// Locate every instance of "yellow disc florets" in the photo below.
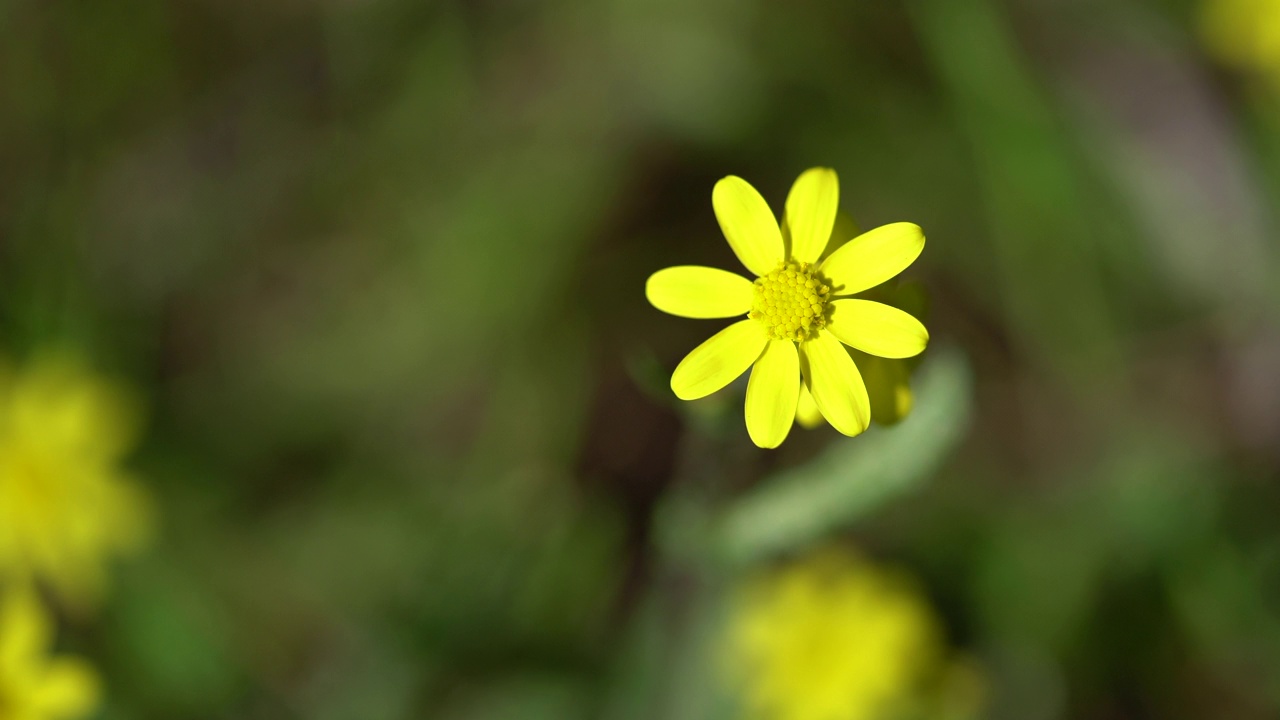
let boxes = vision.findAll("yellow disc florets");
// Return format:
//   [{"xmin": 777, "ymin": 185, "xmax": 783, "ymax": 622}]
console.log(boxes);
[{"xmin": 748, "ymin": 261, "xmax": 831, "ymax": 342}]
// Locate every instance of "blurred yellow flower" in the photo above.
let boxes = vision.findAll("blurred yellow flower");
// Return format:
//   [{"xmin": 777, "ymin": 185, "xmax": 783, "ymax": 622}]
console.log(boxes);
[
  {"xmin": 0, "ymin": 358, "xmax": 152, "ymax": 606},
  {"xmin": 646, "ymin": 169, "xmax": 928, "ymax": 448},
  {"xmin": 1201, "ymin": 0, "xmax": 1280, "ymax": 81},
  {"xmin": 0, "ymin": 587, "xmax": 100, "ymax": 720},
  {"xmin": 723, "ymin": 549, "xmax": 944, "ymax": 720}
]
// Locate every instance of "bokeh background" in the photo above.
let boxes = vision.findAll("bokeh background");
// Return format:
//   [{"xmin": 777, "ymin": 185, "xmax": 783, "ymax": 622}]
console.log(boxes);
[{"xmin": 2, "ymin": 0, "xmax": 1280, "ymax": 718}]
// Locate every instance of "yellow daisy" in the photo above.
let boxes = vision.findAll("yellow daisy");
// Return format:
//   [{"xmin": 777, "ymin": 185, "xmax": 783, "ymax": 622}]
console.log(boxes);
[
  {"xmin": 723, "ymin": 548, "xmax": 943, "ymax": 720},
  {"xmin": 0, "ymin": 587, "xmax": 100, "ymax": 720},
  {"xmin": 646, "ymin": 168, "xmax": 928, "ymax": 448},
  {"xmin": 0, "ymin": 357, "xmax": 152, "ymax": 606}
]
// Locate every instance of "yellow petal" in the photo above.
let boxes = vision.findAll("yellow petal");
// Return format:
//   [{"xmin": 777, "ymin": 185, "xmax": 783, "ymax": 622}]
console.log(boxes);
[
  {"xmin": 713, "ymin": 176, "xmax": 785, "ymax": 277},
  {"xmin": 794, "ymin": 383, "xmax": 824, "ymax": 429},
  {"xmin": 784, "ymin": 168, "xmax": 839, "ymax": 264},
  {"xmin": 645, "ymin": 266, "xmax": 755, "ymax": 319},
  {"xmin": 9, "ymin": 358, "xmax": 140, "ymax": 461},
  {"xmin": 671, "ymin": 320, "xmax": 768, "ymax": 400},
  {"xmin": 799, "ymin": 333, "xmax": 870, "ymax": 437},
  {"xmin": 819, "ymin": 222, "xmax": 924, "ymax": 296},
  {"xmin": 33, "ymin": 658, "xmax": 101, "ymax": 716},
  {"xmin": 0, "ymin": 586, "xmax": 51, "ymax": 669},
  {"xmin": 1201, "ymin": 0, "xmax": 1272, "ymax": 68},
  {"xmin": 745, "ymin": 340, "xmax": 799, "ymax": 449},
  {"xmin": 826, "ymin": 299, "xmax": 929, "ymax": 358}
]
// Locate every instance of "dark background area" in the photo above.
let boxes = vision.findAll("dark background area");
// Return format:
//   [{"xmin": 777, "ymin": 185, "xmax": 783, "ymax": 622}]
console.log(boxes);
[{"xmin": 2, "ymin": 0, "xmax": 1279, "ymax": 718}]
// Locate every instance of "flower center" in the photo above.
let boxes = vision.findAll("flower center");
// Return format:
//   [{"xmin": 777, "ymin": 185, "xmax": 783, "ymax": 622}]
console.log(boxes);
[{"xmin": 748, "ymin": 261, "xmax": 831, "ymax": 342}]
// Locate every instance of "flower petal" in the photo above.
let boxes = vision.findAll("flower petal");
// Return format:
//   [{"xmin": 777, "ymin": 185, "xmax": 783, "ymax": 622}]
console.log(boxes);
[
  {"xmin": 0, "ymin": 586, "xmax": 50, "ymax": 669},
  {"xmin": 800, "ymin": 333, "xmax": 870, "ymax": 437},
  {"xmin": 795, "ymin": 383, "xmax": 824, "ymax": 429},
  {"xmin": 713, "ymin": 176, "xmax": 785, "ymax": 277},
  {"xmin": 671, "ymin": 320, "xmax": 768, "ymax": 400},
  {"xmin": 826, "ymin": 299, "xmax": 929, "ymax": 358},
  {"xmin": 784, "ymin": 168, "xmax": 839, "ymax": 264},
  {"xmin": 645, "ymin": 266, "xmax": 755, "ymax": 319},
  {"xmin": 819, "ymin": 222, "xmax": 925, "ymax": 296},
  {"xmin": 33, "ymin": 658, "xmax": 100, "ymax": 716},
  {"xmin": 745, "ymin": 339, "xmax": 799, "ymax": 448}
]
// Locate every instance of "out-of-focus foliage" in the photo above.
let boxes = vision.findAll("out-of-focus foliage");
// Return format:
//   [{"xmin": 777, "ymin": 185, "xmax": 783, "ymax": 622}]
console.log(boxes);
[{"xmin": 1, "ymin": 0, "xmax": 1280, "ymax": 718}]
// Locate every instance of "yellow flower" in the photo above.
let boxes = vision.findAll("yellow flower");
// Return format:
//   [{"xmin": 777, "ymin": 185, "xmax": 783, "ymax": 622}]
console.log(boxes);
[
  {"xmin": 0, "ymin": 357, "xmax": 152, "ymax": 605},
  {"xmin": 723, "ymin": 549, "xmax": 943, "ymax": 720},
  {"xmin": 646, "ymin": 168, "xmax": 928, "ymax": 448},
  {"xmin": 1201, "ymin": 0, "xmax": 1280, "ymax": 81},
  {"xmin": 0, "ymin": 587, "xmax": 100, "ymax": 720}
]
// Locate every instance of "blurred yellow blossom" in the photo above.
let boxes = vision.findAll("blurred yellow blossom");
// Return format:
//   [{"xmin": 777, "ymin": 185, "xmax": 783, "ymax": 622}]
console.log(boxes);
[
  {"xmin": 1201, "ymin": 0, "xmax": 1280, "ymax": 81},
  {"xmin": 0, "ymin": 357, "xmax": 152, "ymax": 606},
  {"xmin": 646, "ymin": 169, "xmax": 929, "ymax": 448},
  {"xmin": 0, "ymin": 587, "xmax": 100, "ymax": 720},
  {"xmin": 723, "ymin": 549, "xmax": 963, "ymax": 720}
]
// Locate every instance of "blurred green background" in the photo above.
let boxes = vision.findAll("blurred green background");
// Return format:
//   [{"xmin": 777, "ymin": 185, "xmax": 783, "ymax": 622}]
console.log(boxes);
[{"xmin": 2, "ymin": 0, "xmax": 1280, "ymax": 718}]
